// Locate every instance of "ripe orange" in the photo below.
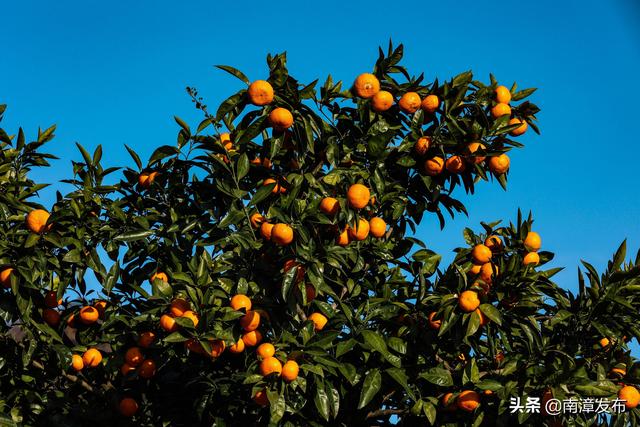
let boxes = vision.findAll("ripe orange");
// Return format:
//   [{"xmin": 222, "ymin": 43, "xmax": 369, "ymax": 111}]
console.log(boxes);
[
  {"xmin": 442, "ymin": 392, "xmax": 456, "ymax": 411},
  {"xmin": 424, "ymin": 157, "xmax": 444, "ymax": 176},
  {"xmin": 468, "ymin": 264, "xmax": 482, "ymax": 275},
  {"xmin": 242, "ymin": 330, "xmax": 263, "ymax": 347},
  {"xmin": 240, "ymin": 310, "xmax": 261, "ymax": 332},
  {"xmin": 347, "ymin": 184, "xmax": 370, "ymax": 209},
  {"xmin": 44, "ymin": 291, "xmax": 61, "ymax": 308},
  {"xmin": 260, "ymin": 356, "xmax": 283, "ymax": 376},
  {"xmin": 150, "ymin": 271, "xmax": 168, "ymax": 283},
  {"xmin": 263, "ymin": 177, "xmax": 285, "ymax": 194},
  {"xmin": 219, "ymin": 133, "xmax": 233, "ymax": 150},
  {"xmin": 523, "ymin": 252, "xmax": 540, "ymax": 266},
  {"xmin": 184, "ymin": 339, "xmax": 205, "ymax": 354},
  {"xmin": 488, "ymin": 154, "xmax": 510, "ymax": 174},
  {"xmin": 251, "ymin": 157, "xmax": 272, "ymax": 168},
  {"xmin": 170, "ymin": 298, "xmax": 190, "ymax": 317},
  {"xmin": 181, "ymin": 310, "xmax": 199, "ymax": 328},
  {"xmin": 353, "ymin": 73, "xmax": 380, "ymax": 98},
  {"xmin": 421, "ymin": 95, "xmax": 440, "ymax": 113},
  {"xmin": 120, "ymin": 363, "xmax": 136, "ymax": 375},
  {"xmin": 619, "ymin": 385, "xmax": 640, "ymax": 409},
  {"xmin": 369, "ymin": 217, "xmax": 386, "ymax": 238},
  {"xmin": 490, "ymin": 103, "xmax": 511, "ymax": 118},
  {"xmin": 125, "ymin": 347, "xmax": 144, "ymax": 367},
  {"xmin": 119, "ymin": 397, "xmax": 139, "ymax": 417},
  {"xmin": 271, "ymin": 223, "xmax": 294, "ymax": 246},
  {"xmin": 524, "ymin": 232, "xmax": 542, "ymax": 252},
  {"xmin": 138, "ymin": 171, "xmax": 159, "ymax": 188},
  {"xmin": 257, "ymin": 343, "xmax": 276, "ymax": 359},
  {"xmin": 308, "ymin": 312, "xmax": 328, "ymax": 331},
  {"xmin": 495, "ymin": 85, "xmax": 512, "ymax": 104},
  {"xmin": 82, "ymin": 348, "xmax": 102, "ymax": 368},
  {"xmin": 371, "ymin": 90, "xmax": 394, "ymax": 112},
  {"xmin": 79, "ymin": 306, "xmax": 99, "ymax": 325},
  {"xmin": 281, "ymin": 360, "xmax": 299, "ymax": 382},
  {"xmin": 138, "ymin": 359, "xmax": 156, "ymax": 379},
  {"xmin": 250, "ymin": 213, "xmax": 265, "ymax": 229},
  {"xmin": 94, "ymin": 300, "xmax": 107, "ymax": 318},
  {"xmin": 466, "ymin": 142, "xmax": 486, "ymax": 164},
  {"xmin": 268, "ymin": 107, "xmax": 294, "ymax": 130},
  {"xmin": 599, "ymin": 337, "xmax": 611, "ymax": 348},
  {"xmin": 248, "ymin": 80, "xmax": 274, "ymax": 106},
  {"xmin": 508, "ymin": 118, "xmax": 528, "ymax": 136},
  {"xmin": 475, "ymin": 308, "xmax": 488, "ymax": 326},
  {"xmin": 445, "ymin": 156, "xmax": 465, "ymax": 173},
  {"xmin": 471, "ymin": 244, "xmax": 492, "ymax": 264},
  {"xmin": 609, "ymin": 367, "xmax": 626, "ymax": 377},
  {"xmin": 209, "ymin": 339, "xmax": 226, "ymax": 357},
  {"xmin": 428, "ymin": 312, "xmax": 442, "ymax": 330},
  {"xmin": 457, "ymin": 390, "xmax": 480, "ymax": 411},
  {"xmin": 26, "ymin": 209, "xmax": 50, "ymax": 233},
  {"xmin": 283, "ymin": 259, "xmax": 305, "ymax": 283},
  {"xmin": 231, "ymin": 294, "xmax": 252, "ymax": 312},
  {"xmin": 229, "ymin": 338, "xmax": 246, "ymax": 354},
  {"xmin": 480, "ymin": 263, "xmax": 498, "ymax": 284},
  {"xmin": 159, "ymin": 314, "xmax": 177, "ymax": 332},
  {"xmin": 336, "ymin": 227, "xmax": 350, "ymax": 246},
  {"xmin": 414, "ymin": 137, "xmax": 431, "ymax": 156},
  {"xmin": 260, "ymin": 222, "xmax": 274, "ymax": 240},
  {"xmin": 319, "ymin": 197, "xmax": 340, "ymax": 216},
  {"xmin": 398, "ymin": 92, "xmax": 421, "ymax": 114},
  {"xmin": 348, "ymin": 218, "xmax": 370, "ymax": 241},
  {"xmin": 484, "ymin": 235, "xmax": 503, "ymax": 251},
  {"xmin": 0, "ymin": 267, "xmax": 14, "ymax": 288},
  {"xmin": 253, "ymin": 389, "xmax": 269, "ymax": 406},
  {"xmin": 458, "ymin": 290, "xmax": 480, "ymax": 312},
  {"xmin": 71, "ymin": 354, "xmax": 84, "ymax": 371}
]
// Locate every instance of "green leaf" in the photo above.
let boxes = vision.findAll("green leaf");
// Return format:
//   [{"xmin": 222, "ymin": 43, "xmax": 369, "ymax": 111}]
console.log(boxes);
[
  {"xmin": 386, "ymin": 367, "xmax": 415, "ymax": 400},
  {"xmin": 314, "ymin": 380, "xmax": 331, "ymax": 421},
  {"xmin": 114, "ymin": 230, "xmax": 153, "ymax": 242},
  {"xmin": 358, "ymin": 369, "xmax": 382, "ymax": 409},
  {"xmin": 419, "ymin": 367, "xmax": 453, "ymax": 386},
  {"xmin": 361, "ymin": 330, "xmax": 388, "ymax": 355},
  {"xmin": 479, "ymin": 303, "xmax": 502, "ymax": 325},
  {"xmin": 215, "ymin": 65, "xmax": 250, "ymax": 85}
]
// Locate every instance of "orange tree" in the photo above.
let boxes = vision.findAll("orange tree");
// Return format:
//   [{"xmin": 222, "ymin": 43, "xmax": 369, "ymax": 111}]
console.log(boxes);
[{"xmin": 1, "ymin": 43, "xmax": 640, "ymax": 426}]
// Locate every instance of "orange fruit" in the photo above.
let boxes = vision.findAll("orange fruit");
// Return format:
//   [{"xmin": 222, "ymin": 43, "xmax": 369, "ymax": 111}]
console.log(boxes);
[
  {"xmin": 619, "ymin": 385, "xmax": 640, "ymax": 409},
  {"xmin": 488, "ymin": 154, "xmax": 510, "ymax": 174},
  {"xmin": 125, "ymin": 347, "xmax": 144, "ymax": 367},
  {"xmin": 251, "ymin": 157, "xmax": 272, "ymax": 168},
  {"xmin": 26, "ymin": 209, "xmax": 50, "ymax": 233},
  {"xmin": 524, "ymin": 232, "xmax": 541, "ymax": 252},
  {"xmin": 508, "ymin": 118, "xmax": 528, "ymax": 136},
  {"xmin": 490, "ymin": 103, "xmax": 511, "ymax": 118},
  {"xmin": 495, "ymin": 85, "xmax": 511, "ymax": 104},
  {"xmin": 185, "ymin": 339, "xmax": 205, "ymax": 355},
  {"xmin": 308, "ymin": 312, "xmax": 328, "ymax": 331},
  {"xmin": 458, "ymin": 290, "xmax": 480, "ymax": 312},
  {"xmin": 369, "ymin": 217, "xmax": 386, "ymax": 238},
  {"xmin": 445, "ymin": 156, "xmax": 465, "ymax": 173},
  {"xmin": 138, "ymin": 359, "xmax": 156, "ymax": 379},
  {"xmin": 336, "ymin": 227, "xmax": 350, "ymax": 246},
  {"xmin": 150, "ymin": 271, "xmax": 168, "ymax": 283},
  {"xmin": 82, "ymin": 348, "xmax": 102, "ymax": 368},
  {"xmin": 0, "ymin": 267, "xmax": 14, "ymax": 288},
  {"xmin": 471, "ymin": 244, "xmax": 492, "ymax": 264},
  {"xmin": 347, "ymin": 184, "xmax": 370, "ymax": 209},
  {"xmin": 348, "ymin": 218, "xmax": 370, "ymax": 241},
  {"xmin": 424, "ymin": 157, "xmax": 444, "ymax": 176},
  {"xmin": 242, "ymin": 330, "xmax": 263, "ymax": 347},
  {"xmin": 319, "ymin": 197, "xmax": 340, "ymax": 216},
  {"xmin": 480, "ymin": 263, "xmax": 498, "ymax": 284},
  {"xmin": 250, "ymin": 213, "xmax": 265, "ymax": 229},
  {"xmin": 304, "ymin": 283, "xmax": 316, "ymax": 303},
  {"xmin": 457, "ymin": 390, "xmax": 480, "ymax": 411},
  {"xmin": 138, "ymin": 331, "xmax": 156, "ymax": 348},
  {"xmin": 248, "ymin": 80, "xmax": 274, "ymax": 106},
  {"xmin": 120, "ymin": 363, "xmax": 135, "ymax": 375},
  {"xmin": 159, "ymin": 314, "xmax": 177, "ymax": 332},
  {"xmin": 209, "ymin": 339, "xmax": 226, "ymax": 357},
  {"xmin": 71, "ymin": 354, "xmax": 84, "ymax": 371},
  {"xmin": 44, "ymin": 291, "xmax": 62, "ymax": 308},
  {"xmin": 484, "ymin": 235, "xmax": 503, "ymax": 251},
  {"xmin": 219, "ymin": 133, "xmax": 233, "ymax": 150},
  {"xmin": 240, "ymin": 310, "xmax": 260, "ymax": 331},
  {"xmin": 523, "ymin": 252, "xmax": 540, "ymax": 266},
  {"xmin": 138, "ymin": 171, "xmax": 159, "ymax": 188},
  {"xmin": 428, "ymin": 312, "xmax": 442, "ymax": 330},
  {"xmin": 599, "ymin": 337, "xmax": 611, "ymax": 348},
  {"xmin": 268, "ymin": 107, "xmax": 294, "ymax": 130},
  {"xmin": 260, "ymin": 222, "xmax": 274, "ymax": 240},
  {"xmin": 371, "ymin": 90, "xmax": 394, "ymax": 112},
  {"xmin": 229, "ymin": 338, "xmax": 246, "ymax": 354},
  {"xmin": 260, "ymin": 356, "xmax": 282, "ymax": 376},
  {"xmin": 271, "ymin": 223, "xmax": 294, "ymax": 246},
  {"xmin": 79, "ymin": 306, "xmax": 99, "ymax": 325},
  {"xmin": 94, "ymin": 300, "xmax": 107, "ymax": 318},
  {"xmin": 119, "ymin": 397, "xmax": 139, "ymax": 417},
  {"xmin": 398, "ymin": 92, "xmax": 421, "ymax": 114},
  {"xmin": 170, "ymin": 298, "xmax": 190, "ymax": 317},
  {"xmin": 468, "ymin": 264, "xmax": 482, "ymax": 275},
  {"xmin": 181, "ymin": 310, "xmax": 199, "ymax": 328},
  {"xmin": 475, "ymin": 308, "xmax": 489, "ymax": 326},
  {"xmin": 466, "ymin": 142, "xmax": 486, "ymax": 164},
  {"xmin": 353, "ymin": 73, "xmax": 380, "ymax": 98},
  {"xmin": 609, "ymin": 367, "xmax": 627, "ymax": 377},
  {"xmin": 414, "ymin": 137, "xmax": 431, "ymax": 156},
  {"xmin": 483, "ymin": 389, "xmax": 494, "ymax": 396},
  {"xmin": 283, "ymin": 259, "xmax": 305, "ymax": 283},
  {"xmin": 442, "ymin": 392, "xmax": 456, "ymax": 411},
  {"xmin": 263, "ymin": 178, "xmax": 284, "ymax": 194},
  {"xmin": 231, "ymin": 294, "xmax": 252, "ymax": 312},
  {"xmin": 257, "ymin": 343, "xmax": 276, "ymax": 359},
  {"xmin": 281, "ymin": 360, "xmax": 299, "ymax": 382},
  {"xmin": 253, "ymin": 389, "xmax": 269, "ymax": 406},
  {"xmin": 421, "ymin": 95, "xmax": 440, "ymax": 113}
]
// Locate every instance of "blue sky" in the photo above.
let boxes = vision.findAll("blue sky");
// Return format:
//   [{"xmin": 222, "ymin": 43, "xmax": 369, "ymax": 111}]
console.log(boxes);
[{"xmin": 2, "ymin": 1, "xmax": 639, "ymax": 298}]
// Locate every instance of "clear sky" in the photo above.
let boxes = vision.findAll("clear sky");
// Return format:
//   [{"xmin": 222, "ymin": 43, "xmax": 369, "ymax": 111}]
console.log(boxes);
[{"xmin": 2, "ymin": 1, "xmax": 639, "ymax": 299}]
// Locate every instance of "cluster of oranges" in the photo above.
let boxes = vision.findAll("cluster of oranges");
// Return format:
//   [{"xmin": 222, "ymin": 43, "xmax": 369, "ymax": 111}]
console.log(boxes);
[
  {"xmin": 441, "ymin": 390, "xmax": 483, "ymax": 412},
  {"xmin": 352, "ymin": 73, "xmax": 441, "ymax": 115},
  {"xmin": 159, "ymin": 293, "xmax": 200, "ymax": 333},
  {"xmin": 252, "ymin": 212, "xmax": 295, "ymax": 247}
]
